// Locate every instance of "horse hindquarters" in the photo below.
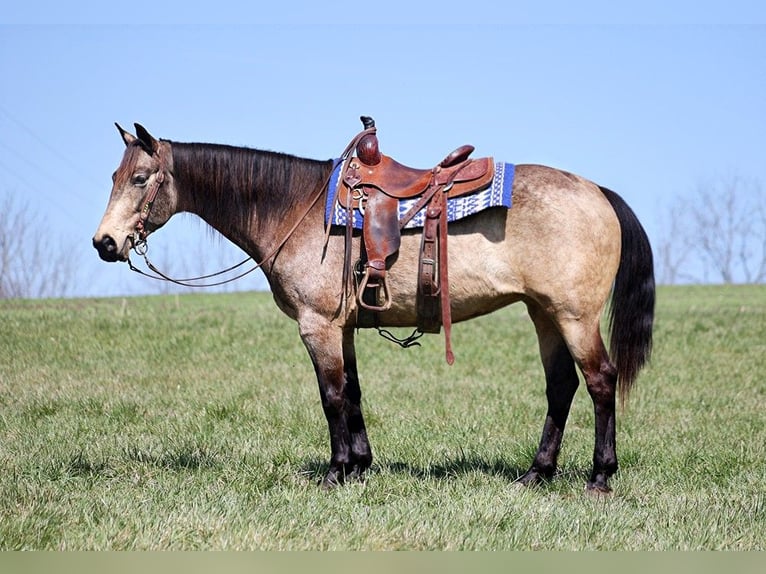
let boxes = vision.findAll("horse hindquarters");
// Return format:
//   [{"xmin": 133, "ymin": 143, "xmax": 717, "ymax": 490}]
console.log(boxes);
[
  {"xmin": 523, "ymin": 185, "xmax": 653, "ymax": 493},
  {"xmin": 505, "ymin": 169, "xmax": 630, "ymax": 492}
]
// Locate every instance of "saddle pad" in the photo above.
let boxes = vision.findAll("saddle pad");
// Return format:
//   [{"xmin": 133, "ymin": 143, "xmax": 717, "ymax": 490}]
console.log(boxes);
[{"xmin": 325, "ymin": 159, "xmax": 515, "ymax": 230}]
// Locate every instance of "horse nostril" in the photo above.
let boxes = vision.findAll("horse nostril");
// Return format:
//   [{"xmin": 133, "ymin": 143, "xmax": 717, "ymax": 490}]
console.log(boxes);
[
  {"xmin": 93, "ymin": 234, "xmax": 119, "ymax": 261},
  {"xmin": 94, "ymin": 235, "xmax": 116, "ymax": 252}
]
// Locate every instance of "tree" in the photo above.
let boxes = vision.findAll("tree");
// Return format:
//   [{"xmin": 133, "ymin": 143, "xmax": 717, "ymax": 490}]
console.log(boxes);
[
  {"xmin": 657, "ymin": 177, "xmax": 766, "ymax": 284},
  {"xmin": 0, "ymin": 193, "xmax": 75, "ymax": 298},
  {"xmin": 655, "ymin": 198, "xmax": 696, "ymax": 285}
]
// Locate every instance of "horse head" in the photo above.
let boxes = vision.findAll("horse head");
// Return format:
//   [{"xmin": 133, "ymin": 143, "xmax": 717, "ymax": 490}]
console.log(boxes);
[{"xmin": 92, "ymin": 123, "xmax": 177, "ymax": 262}]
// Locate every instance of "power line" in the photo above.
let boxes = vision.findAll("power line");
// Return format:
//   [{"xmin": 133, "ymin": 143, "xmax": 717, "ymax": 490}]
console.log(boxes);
[
  {"xmin": 0, "ymin": 157, "xmax": 82, "ymax": 223},
  {"xmin": 0, "ymin": 139, "xmax": 92, "ymax": 202},
  {"xmin": 0, "ymin": 104, "xmax": 100, "ymax": 183},
  {"xmin": 0, "ymin": 104, "xmax": 107, "ymax": 216}
]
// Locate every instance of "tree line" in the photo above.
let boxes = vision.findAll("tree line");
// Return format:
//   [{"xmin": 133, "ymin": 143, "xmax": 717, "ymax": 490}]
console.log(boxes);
[
  {"xmin": 655, "ymin": 176, "xmax": 765, "ymax": 284},
  {"xmin": 0, "ymin": 194, "xmax": 75, "ymax": 298}
]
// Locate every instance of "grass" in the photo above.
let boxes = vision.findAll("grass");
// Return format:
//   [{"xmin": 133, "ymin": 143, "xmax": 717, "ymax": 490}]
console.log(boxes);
[{"xmin": 0, "ymin": 285, "xmax": 764, "ymax": 550}]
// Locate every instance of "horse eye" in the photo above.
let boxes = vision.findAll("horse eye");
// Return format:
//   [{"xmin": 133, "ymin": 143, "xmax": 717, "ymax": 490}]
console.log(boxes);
[{"xmin": 132, "ymin": 174, "xmax": 148, "ymax": 186}]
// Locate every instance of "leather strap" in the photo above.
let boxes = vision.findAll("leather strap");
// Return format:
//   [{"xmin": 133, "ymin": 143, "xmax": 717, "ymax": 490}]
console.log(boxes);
[
  {"xmin": 135, "ymin": 152, "xmax": 167, "ymax": 241},
  {"xmin": 418, "ymin": 199, "xmax": 441, "ymax": 333},
  {"xmin": 436, "ymin": 190, "xmax": 454, "ymax": 365},
  {"xmin": 416, "ymin": 187, "xmax": 454, "ymax": 364}
]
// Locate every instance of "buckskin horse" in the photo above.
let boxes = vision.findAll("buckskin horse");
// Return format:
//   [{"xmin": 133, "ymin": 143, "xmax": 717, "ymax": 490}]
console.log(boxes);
[{"xmin": 93, "ymin": 121, "xmax": 655, "ymax": 493}]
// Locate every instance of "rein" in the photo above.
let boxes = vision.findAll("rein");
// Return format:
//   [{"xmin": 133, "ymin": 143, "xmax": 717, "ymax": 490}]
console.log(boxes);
[
  {"xmin": 128, "ymin": 244, "xmax": 261, "ymax": 288},
  {"xmin": 127, "ymin": 141, "xmax": 340, "ymax": 288}
]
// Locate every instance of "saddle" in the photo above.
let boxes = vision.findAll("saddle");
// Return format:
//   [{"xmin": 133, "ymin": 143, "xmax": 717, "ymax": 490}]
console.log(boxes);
[{"xmin": 334, "ymin": 116, "xmax": 494, "ymax": 364}]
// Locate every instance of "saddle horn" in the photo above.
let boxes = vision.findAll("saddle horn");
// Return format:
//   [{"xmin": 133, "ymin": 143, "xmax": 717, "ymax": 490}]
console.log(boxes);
[{"xmin": 357, "ymin": 116, "xmax": 380, "ymax": 166}]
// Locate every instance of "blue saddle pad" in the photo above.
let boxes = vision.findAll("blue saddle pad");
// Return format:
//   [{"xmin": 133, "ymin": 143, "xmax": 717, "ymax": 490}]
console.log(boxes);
[{"xmin": 325, "ymin": 159, "xmax": 515, "ymax": 230}]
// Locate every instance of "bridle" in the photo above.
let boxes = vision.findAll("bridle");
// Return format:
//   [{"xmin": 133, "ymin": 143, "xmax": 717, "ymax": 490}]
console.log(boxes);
[
  {"xmin": 126, "ymin": 138, "xmax": 345, "ymax": 288},
  {"xmin": 133, "ymin": 145, "xmax": 167, "ymax": 244},
  {"xmin": 126, "ymin": 142, "xmax": 247, "ymax": 288}
]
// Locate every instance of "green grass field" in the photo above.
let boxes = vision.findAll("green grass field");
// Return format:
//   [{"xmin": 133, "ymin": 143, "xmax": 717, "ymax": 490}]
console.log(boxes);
[{"xmin": 0, "ymin": 285, "xmax": 764, "ymax": 550}]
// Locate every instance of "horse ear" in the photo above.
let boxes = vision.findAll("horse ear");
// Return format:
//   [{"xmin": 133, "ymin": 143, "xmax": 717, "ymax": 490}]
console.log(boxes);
[
  {"xmin": 115, "ymin": 123, "xmax": 137, "ymax": 147},
  {"xmin": 134, "ymin": 123, "xmax": 160, "ymax": 154}
]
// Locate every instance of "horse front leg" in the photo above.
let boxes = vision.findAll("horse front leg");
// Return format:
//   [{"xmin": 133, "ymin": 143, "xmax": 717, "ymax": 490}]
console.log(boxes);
[
  {"xmin": 300, "ymin": 319, "xmax": 372, "ymax": 488},
  {"xmin": 341, "ymin": 327, "xmax": 373, "ymax": 480}
]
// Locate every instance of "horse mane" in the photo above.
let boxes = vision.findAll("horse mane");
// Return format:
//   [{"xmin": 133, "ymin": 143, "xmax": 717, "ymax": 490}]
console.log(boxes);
[{"xmin": 169, "ymin": 141, "xmax": 332, "ymax": 233}]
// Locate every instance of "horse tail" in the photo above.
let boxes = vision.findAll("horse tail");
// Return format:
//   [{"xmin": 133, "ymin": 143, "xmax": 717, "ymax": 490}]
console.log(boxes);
[{"xmin": 600, "ymin": 186, "xmax": 656, "ymax": 406}]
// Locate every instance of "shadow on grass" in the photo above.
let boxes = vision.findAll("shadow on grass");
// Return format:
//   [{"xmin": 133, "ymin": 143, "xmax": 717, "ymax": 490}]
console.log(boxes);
[
  {"xmin": 45, "ymin": 446, "xmax": 221, "ymax": 481},
  {"xmin": 384, "ymin": 456, "xmax": 529, "ymax": 482},
  {"xmin": 51, "ymin": 447, "xmax": 590, "ymax": 490},
  {"xmin": 298, "ymin": 454, "xmax": 562, "ymax": 486},
  {"xmin": 123, "ymin": 445, "xmax": 219, "ymax": 471}
]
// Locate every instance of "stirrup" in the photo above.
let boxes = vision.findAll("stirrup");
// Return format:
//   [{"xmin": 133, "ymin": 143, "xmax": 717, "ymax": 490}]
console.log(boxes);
[{"xmin": 357, "ymin": 272, "xmax": 392, "ymax": 312}]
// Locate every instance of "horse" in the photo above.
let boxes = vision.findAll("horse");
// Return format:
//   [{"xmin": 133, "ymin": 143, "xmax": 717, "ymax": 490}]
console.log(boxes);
[{"xmin": 93, "ymin": 122, "xmax": 655, "ymax": 493}]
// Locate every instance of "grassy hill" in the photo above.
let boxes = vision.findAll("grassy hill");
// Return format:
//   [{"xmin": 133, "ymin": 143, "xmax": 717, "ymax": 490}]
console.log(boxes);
[{"xmin": 0, "ymin": 285, "xmax": 764, "ymax": 549}]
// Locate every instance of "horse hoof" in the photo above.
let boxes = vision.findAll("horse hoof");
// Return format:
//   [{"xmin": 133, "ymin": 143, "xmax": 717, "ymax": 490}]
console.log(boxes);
[
  {"xmin": 320, "ymin": 469, "xmax": 343, "ymax": 490},
  {"xmin": 320, "ymin": 465, "xmax": 367, "ymax": 489},
  {"xmin": 514, "ymin": 469, "xmax": 550, "ymax": 488},
  {"xmin": 345, "ymin": 465, "xmax": 365, "ymax": 482},
  {"xmin": 585, "ymin": 482, "xmax": 613, "ymax": 496}
]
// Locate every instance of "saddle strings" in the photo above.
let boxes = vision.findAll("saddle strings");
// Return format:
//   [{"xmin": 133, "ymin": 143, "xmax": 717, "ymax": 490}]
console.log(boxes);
[{"xmin": 375, "ymin": 327, "xmax": 424, "ymax": 349}]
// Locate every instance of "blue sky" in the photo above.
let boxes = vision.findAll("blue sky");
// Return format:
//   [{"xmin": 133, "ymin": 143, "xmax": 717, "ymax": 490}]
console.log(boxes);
[{"xmin": 2, "ymin": 1, "xmax": 765, "ymax": 296}]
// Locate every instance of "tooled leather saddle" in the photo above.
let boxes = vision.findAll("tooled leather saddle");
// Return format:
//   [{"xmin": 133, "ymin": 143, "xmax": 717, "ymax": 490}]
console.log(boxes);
[{"xmin": 331, "ymin": 116, "xmax": 494, "ymax": 364}]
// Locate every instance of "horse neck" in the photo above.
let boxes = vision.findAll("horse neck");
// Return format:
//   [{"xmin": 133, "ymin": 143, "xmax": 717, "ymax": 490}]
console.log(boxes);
[{"xmin": 169, "ymin": 141, "xmax": 331, "ymax": 257}]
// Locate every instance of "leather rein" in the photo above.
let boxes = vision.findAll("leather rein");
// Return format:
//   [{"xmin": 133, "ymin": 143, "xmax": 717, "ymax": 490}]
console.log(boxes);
[{"xmin": 127, "ymin": 139, "xmax": 345, "ymax": 288}]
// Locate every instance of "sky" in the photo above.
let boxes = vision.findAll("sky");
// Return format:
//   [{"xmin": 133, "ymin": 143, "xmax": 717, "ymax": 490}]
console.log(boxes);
[{"xmin": 1, "ymin": 1, "xmax": 765, "ymax": 297}]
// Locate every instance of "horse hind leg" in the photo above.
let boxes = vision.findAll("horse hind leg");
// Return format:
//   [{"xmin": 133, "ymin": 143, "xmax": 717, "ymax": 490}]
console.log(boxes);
[
  {"xmin": 558, "ymin": 317, "xmax": 619, "ymax": 493},
  {"xmin": 517, "ymin": 302, "xmax": 580, "ymax": 486}
]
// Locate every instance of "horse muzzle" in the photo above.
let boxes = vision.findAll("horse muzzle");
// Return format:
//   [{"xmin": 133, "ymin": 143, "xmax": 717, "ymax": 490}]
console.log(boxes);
[{"xmin": 92, "ymin": 233, "xmax": 128, "ymax": 262}]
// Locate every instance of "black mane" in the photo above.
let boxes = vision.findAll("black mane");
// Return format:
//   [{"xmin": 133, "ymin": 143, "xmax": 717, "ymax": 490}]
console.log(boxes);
[{"xmin": 170, "ymin": 141, "xmax": 333, "ymax": 233}]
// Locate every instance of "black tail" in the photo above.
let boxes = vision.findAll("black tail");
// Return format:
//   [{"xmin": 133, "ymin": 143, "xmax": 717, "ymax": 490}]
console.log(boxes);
[{"xmin": 600, "ymin": 186, "xmax": 655, "ymax": 406}]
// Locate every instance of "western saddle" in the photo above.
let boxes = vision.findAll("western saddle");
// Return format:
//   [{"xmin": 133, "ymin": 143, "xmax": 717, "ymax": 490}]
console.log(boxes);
[{"xmin": 331, "ymin": 116, "xmax": 494, "ymax": 364}]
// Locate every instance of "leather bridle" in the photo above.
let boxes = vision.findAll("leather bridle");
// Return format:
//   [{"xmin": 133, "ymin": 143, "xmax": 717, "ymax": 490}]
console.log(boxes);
[
  {"xmin": 133, "ymin": 147, "xmax": 167, "ymax": 244},
  {"xmin": 126, "ymin": 139, "xmax": 337, "ymax": 288}
]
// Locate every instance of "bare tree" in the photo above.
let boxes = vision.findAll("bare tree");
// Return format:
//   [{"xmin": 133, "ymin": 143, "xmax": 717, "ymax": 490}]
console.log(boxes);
[
  {"xmin": 0, "ymin": 193, "xmax": 75, "ymax": 298},
  {"xmin": 691, "ymin": 177, "xmax": 765, "ymax": 283},
  {"xmin": 655, "ymin": 197, "xmax": 696, "ymax": 285},
  {"xmin": 658, "ymin": 177, "xmax": 765, "ymax": 284}
]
